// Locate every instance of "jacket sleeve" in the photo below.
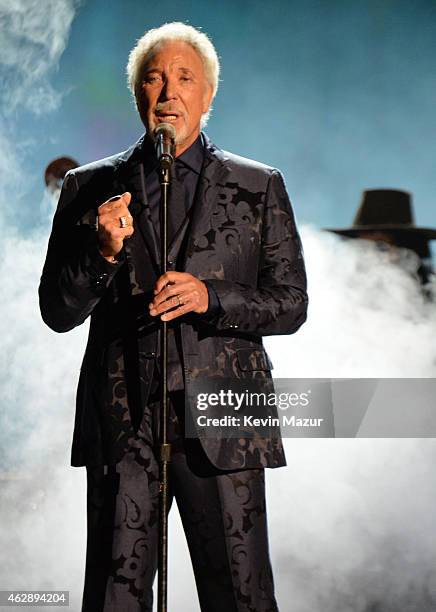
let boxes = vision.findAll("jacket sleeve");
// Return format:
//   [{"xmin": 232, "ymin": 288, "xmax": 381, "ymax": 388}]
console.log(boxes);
[
  {"xmin": 205, "ymin": 169, "xmax": 308, "ymax": 336},
  {"xmin": 38, "ymin": 170, "xmax": 124, "ymax": 333}
]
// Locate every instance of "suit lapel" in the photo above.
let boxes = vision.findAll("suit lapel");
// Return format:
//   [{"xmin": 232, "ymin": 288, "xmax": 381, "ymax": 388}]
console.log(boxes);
[
  {"xmin": 114, "ymin": 137, "xmax": 160, "ymax": 279},
  {"xmin": 185, "ymin": 134, "xmax": 231, "ymax": 253},
  {"xmin": 113, "ymin": 133, "xmax": 231, "ymax": 278}
]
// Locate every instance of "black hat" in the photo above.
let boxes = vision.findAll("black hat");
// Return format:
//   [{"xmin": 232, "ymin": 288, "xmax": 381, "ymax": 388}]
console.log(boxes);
[{"xmin": 327, "ymin": 189, "xmax": 436, "ymax": 240}]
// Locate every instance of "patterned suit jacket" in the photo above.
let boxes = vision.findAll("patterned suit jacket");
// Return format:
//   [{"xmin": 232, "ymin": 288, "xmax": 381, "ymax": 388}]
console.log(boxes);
[{"xmin": 39, "ymin": 133, "xmax": 308, "ymax": 469}]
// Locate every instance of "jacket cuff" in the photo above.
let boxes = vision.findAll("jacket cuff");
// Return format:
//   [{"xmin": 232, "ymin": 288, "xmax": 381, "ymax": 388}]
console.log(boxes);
[
  {"xmin": 86, "ymin": 243, "xmax": 125, "ymax": 291},
  {"xmin": 93, "ymin": 247, "xmax": 126, "ymax": 272},
  {"xmin": 201, "ymin": 280, "xmax": 222, "ymax": 321}
]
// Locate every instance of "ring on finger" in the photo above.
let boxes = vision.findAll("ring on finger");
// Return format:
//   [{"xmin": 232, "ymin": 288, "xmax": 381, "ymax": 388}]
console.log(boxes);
[{"xmin": 119, "ymin": 216, "xmax": 127, "ymax": 229}]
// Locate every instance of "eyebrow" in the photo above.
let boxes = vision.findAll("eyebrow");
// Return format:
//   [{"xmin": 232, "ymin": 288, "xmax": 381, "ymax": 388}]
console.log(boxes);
[{"xmin": 144, "ymin": 66, "xmax": 196, "ymax": 76}]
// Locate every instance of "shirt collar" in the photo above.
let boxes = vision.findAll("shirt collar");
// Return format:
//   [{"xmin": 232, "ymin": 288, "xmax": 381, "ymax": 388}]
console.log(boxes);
[
  {"xmin": 176, "ymin": 133, "xmax": 204, "ymax": 174},
  {"xmin": 142, "ymin": 131, "xmax": 204, "ymax": 175}
]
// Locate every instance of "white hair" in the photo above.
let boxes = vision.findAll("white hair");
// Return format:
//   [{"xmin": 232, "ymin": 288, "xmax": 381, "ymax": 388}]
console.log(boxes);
[{"xmin": 127, "ymin": 22, "xmax": 220, "ymax": 127}]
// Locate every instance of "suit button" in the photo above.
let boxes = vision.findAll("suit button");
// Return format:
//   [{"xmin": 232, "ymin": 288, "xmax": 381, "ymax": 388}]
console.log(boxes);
[
  {"xmin": 95, "ymin": 273, "xmax": 108, "ymax": 283},
  {"xmin": 92, "ymin": 274, "xmax": 107, "ymax": 289}
]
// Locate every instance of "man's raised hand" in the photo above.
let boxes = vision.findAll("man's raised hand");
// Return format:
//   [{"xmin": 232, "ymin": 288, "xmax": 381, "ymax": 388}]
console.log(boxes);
[{"xmin": 97, "ymin": 192, "xmax": 133, "ymax": 260}]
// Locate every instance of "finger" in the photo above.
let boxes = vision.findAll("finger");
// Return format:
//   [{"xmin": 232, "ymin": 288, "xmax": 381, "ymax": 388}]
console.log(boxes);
[
  {"xmin": 149, "ymin": 294, "xmax": 182, "ymax": 316},
  {"xmin": 150, "ymin": 282, "xmax": 192, "ymax": 308},
  {"xmin": 161, "ymin": 302, "xmax": 193, "ymax": 322},
  {"xmin": 105, "ymin": 192, "xmax": 131, "ymax": 206},
  {"xmin": 163, "ymin": 287, "xmax": 206, "ymax": 314},
  {"xmin": 121, "ymin": 191, "xmax": 132, "ymax": 206},
  {"xmin": 150, "ymin": 289, "xmax": 195, "ymax": 316},
  {"xmin": 98, "ymin": 192, "xmax": 131, "ymax": 212},
  {"xmin": 115, "ymin": 212, "xmax": 134, "ymax": 229},
  {"xmin": 100, "ymin": 201, "xmax": 131, "ymax": 215},
  {"xmin": 154, "ymin": 271, "xmax": 187, "ymax": 295},
  {"xmin": 150, "ymin": 287, "xmax": 193, "ymax": 314},
  {"xmin": 99, "ymin": 224, "xmax": 134, "ymax": 241},
  {"xmin": 98, "ymin": 195, "xmax": 122, "ymax": 211},
  {"xmin": 176, "ymin": 292, "xmax": 191, "ymax": 308},
  {"xmin": 101, "ymin": 217, "xmax": 134, "ymax": 232},
  {"xmin": 99, "ymin": 205, "xmax": 133, "ymax": 227}
]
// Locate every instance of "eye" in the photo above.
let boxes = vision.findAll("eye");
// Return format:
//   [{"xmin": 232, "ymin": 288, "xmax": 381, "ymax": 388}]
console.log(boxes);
[{"xmin": 144, "ymin": 74, "xmax": 162, "ymax": 85}]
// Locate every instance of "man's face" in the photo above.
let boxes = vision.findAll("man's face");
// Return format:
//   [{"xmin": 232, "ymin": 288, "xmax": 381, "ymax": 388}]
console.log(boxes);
[{"xmin": 138, "ymin": 40, "xmax": 213, "ymax": 156}]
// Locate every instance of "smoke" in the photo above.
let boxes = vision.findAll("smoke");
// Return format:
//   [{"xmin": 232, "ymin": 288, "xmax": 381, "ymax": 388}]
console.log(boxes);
[
  {"xmin": 0, "ymin": 0, "xmax": 76, "ymax": 115},
  {"xmin": 268, "ymin": 438, "xmax": 436, "ymax": 612},
  {"xmin": 1, "ymin": 3, "xmax": 436, "ymax": 611},
  {"xmin": 0, "ymin": 2, "xmax": 87, "ymax": 610},
  {"xmin": 265, "ymin": 228, "xmax": 436, "ymax": 612},
  {"xmin": 266, "ymin": 226, "xmax": 436, "ymax": 378}
]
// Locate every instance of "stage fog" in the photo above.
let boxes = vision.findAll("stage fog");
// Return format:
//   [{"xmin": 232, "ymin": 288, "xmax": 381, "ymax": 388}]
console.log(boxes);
[{"xmin": 1, "ymin": 1, "xmax": 435, "ymax": 610}]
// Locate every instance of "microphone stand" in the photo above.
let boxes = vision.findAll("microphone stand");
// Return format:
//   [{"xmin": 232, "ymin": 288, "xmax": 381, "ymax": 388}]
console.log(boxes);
[{"xmin": 157, "ymin": 153, "xmax": 173, "ymax": 612}]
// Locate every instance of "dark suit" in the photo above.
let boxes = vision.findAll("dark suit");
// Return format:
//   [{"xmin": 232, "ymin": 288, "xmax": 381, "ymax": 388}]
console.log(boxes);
[{"xmin": 39, "ymin": 133, "xmax": 308, "ymax": 611}]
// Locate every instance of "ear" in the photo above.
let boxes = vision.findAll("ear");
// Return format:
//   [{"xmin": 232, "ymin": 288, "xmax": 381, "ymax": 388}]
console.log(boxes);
[{"xmin": 202, "ymin": 83, "xmax": 214, "ymax": 114}]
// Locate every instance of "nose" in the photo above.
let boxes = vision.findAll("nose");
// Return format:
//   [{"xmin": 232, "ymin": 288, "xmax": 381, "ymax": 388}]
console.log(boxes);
[{"xmin": 159, "ymin": 75, "xmax": 178, "ymax": 102}]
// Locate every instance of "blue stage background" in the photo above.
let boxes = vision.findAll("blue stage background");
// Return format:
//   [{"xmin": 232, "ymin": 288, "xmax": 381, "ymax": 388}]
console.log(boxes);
[
  {"xmin": 16, "ymin": 0, "xmax": 436, "ymax": 239},
  {"xmin": 1, "ymin": 2, "xmax": 436, "ymax": 611}
]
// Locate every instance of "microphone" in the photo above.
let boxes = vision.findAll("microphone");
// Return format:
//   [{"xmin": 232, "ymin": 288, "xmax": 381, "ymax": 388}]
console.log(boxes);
[{"xmin": 154, "ymin": 123, "xmax": 176, "ymax": 170}]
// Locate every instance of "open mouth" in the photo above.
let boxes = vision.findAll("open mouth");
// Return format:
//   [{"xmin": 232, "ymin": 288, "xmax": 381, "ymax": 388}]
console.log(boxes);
[{"xmin": 155, "ymin": 112, "xmax": 179, "ymax": 122}]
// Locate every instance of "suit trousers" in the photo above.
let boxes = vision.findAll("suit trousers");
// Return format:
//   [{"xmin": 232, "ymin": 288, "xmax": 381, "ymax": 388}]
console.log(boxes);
[{"xmin": 82, "ymin": 390, "xmax": 279, "ymax": 612}]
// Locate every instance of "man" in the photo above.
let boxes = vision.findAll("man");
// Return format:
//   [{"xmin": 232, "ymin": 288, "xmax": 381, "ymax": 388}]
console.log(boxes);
[
  {"xmin": 39, "ymin": 22, "xmax": 307, "ymax": 612},
  {"xmin": 326, "ymin": 189, "xmax": 436, "ymax": 288}
]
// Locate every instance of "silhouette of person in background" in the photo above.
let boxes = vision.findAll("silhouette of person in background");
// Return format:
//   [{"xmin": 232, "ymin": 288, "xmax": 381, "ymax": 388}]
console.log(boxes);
[
  {"xmin": 44, "ymin": 156, "xmax": 79, "ymax": 195},
  {"xmin": 326, "ymin": 189, "xmax": 436, "ymax": 290}
]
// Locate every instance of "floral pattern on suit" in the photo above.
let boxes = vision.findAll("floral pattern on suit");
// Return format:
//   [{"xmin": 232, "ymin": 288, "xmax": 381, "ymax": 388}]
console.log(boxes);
[{"xmin": 39, "ymin": 133, "xmax": 308, "ymax": 470}]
